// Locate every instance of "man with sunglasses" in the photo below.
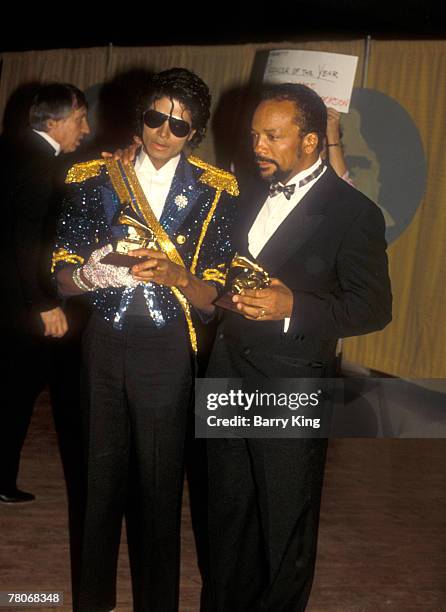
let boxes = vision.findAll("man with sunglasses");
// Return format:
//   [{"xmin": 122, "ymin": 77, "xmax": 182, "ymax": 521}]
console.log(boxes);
[{"xmin": 52, "ymin": 68, "xmax": 238, "ymax": 612}]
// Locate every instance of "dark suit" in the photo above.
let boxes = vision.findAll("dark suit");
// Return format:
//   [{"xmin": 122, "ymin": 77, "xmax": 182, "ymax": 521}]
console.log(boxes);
[
  {"xmin": 0, "ymin": 129, "xmax": 69, "ymax": 488},
  {"xmin": 0, "ymin": 129, "xmax": 86, "ymax": 600},
  {"xmin": 205, "ymin": 166, "xmax": 392, "ymax": 611},
  {"xmin": 1, "ymin": 131, "xmax": 60, "ymax": 331}
]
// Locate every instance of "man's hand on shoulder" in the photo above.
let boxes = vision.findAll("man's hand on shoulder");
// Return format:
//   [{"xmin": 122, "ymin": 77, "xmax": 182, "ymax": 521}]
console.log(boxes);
[
  {"xmin": 39, "ymin": 307, "xmax": 68, "ymax": 338},
  {"xmin": 101, "ymin": 137, "xmax": 141, "ymax": 164},
  {"xmin": 232, "ymin": 278, "xmax": 294, "ymax": 321}
]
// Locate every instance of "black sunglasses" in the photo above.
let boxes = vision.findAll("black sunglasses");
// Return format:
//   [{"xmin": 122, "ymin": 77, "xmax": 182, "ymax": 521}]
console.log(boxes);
[{"xmin": 143, "ymin": 109, "xmax": 191, "ymax": 138}]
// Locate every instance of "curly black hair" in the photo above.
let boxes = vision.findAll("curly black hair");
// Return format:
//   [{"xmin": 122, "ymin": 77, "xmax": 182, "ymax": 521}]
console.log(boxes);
[
  {"xmin": 261, "ymin": 83, "xmax": 327, "ymax": 153},
  {"xmin": 136, "ymin": 68, "xmax": 211, "ymax": 149}
]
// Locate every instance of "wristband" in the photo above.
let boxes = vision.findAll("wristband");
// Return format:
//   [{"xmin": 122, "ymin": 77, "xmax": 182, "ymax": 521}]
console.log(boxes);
[{"xmin": 72, "ymin": 267, "xmax": 94, "ymax": 292}]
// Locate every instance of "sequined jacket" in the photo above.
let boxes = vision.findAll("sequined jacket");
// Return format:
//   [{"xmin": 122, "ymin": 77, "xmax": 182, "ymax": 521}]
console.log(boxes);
[{"xmin": 52, "ymin": 154, "xmax": 238, "ymax": 349}]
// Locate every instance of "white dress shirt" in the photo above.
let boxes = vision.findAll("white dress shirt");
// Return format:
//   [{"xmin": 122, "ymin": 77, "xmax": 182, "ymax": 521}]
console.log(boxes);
[
  {"xmin": 248, "ymin": 157, "xmax": 326, "ymax": 331},
  {"xmin": 33, "ymin": 129, "xmax": 61, "ymax": 156},
  {"xmin": 134, "ymin": 150, "xmax": 181, "ymax": 219}
]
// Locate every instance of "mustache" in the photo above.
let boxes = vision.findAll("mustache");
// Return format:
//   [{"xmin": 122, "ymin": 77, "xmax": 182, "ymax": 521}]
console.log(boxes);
[{"xmin": 255, "ymin": 156, "xmax": 278, "ymax": 166}]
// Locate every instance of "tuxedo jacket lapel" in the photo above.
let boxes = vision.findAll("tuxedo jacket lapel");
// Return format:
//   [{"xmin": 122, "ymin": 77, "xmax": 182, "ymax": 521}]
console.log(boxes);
[{"xmin": 254, "ymin": 168, "xmax": 334, "ymax": 275}]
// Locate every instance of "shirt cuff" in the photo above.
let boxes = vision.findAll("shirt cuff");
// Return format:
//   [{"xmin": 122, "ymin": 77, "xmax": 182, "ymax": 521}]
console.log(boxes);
[{"xmin": 283, "ymin": 317, "xmax": 290, "ymax": 333}]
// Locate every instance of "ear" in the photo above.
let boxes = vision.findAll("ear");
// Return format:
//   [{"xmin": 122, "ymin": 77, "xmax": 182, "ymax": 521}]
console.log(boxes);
[
  {"xmin": 302, "ymin": 132, "xmax": 319, "ymax": 155},
  {"xmin": 46, "ymin": 118, "xmax": 57, "ymax": 131},
  {"xmin": 187, "ymin": 128, "xmax": 197, "ymax": 143}
]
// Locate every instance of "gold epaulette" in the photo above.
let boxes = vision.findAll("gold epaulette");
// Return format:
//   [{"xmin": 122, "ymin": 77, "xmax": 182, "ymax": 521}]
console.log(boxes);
[
  {"xmin": 188, "ymin": 155, "xmax": 239, "ymax": 197},
  {"xmin": 65, "ymin": 159, "xmax": 108, "ymax": 184}
]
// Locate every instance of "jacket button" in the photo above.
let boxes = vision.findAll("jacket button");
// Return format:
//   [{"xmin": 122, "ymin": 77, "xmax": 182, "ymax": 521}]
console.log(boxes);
[
  {"xmin": 176, "ymin": 234, "xmax": 186, "ymax": 245},
  {"xmin": 244, "ymin": 348, "xmax": 251, "ymax": 355}
]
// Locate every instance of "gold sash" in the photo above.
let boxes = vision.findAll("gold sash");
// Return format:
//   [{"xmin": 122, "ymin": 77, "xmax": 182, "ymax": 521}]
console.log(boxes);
[{"xmin": 105, "ymin": 160, "xmax": 197, "ymax": 353}]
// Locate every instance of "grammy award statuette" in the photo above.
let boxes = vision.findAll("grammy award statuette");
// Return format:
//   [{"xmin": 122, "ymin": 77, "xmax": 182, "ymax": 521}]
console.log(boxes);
[
  {"xmin": 101, "ymin": 204, "xmax": 157, "ymax": 267},
  {"xmin": 214, "ymin": 254, "xmax": 271, "ymax": 313}
]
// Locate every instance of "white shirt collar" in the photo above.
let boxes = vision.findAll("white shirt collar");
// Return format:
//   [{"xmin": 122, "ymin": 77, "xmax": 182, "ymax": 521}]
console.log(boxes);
[
  {"xmin": 32, "ymin": 129, "xmax": 61, "ymax": 156},
  {"xmin": 281, "ymin": 156, "xmax": 323, "ymax": 188},
  {"xmin": 134, "ymin": 149, "xmax": 181, "ymax": 180}
]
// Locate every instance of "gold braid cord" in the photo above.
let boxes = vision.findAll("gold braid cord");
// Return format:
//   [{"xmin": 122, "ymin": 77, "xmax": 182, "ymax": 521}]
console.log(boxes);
[
  {"xmin": 51, "ymin": 249, "xmax": 84, "ymax": 273},
  {"xmin": 202, "ymin": 265, "xmax": 227, "ymax": 286},
  {"xmin": 190, "ymin": 189, "xmax": 221, "ymax": 275},
  {"xmin": 188, "ymin": 157, "xmax": 239, "ymax": 276}
]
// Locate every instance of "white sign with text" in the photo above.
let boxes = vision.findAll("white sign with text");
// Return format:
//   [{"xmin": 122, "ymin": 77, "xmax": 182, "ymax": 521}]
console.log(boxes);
[{"xmin": 263, "ymin": 49, "xmax": 359, "ymax": 113}]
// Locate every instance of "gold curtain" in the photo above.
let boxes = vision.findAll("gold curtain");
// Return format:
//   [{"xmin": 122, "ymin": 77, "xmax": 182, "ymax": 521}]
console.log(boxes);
[
  {"xmin": 0, "ymin": 40, "xmax": 365, "ymax": 162},
  {"xmin": 0, "ymin": 47, "xmax": 110, "ymax": 107},
  {"xmin": 342, "ymin": 40, "xmax": 446, "ymax": 378},
  {"xmin": 2, "ymin": 40, "xmax": 444, "ymax": 377}
]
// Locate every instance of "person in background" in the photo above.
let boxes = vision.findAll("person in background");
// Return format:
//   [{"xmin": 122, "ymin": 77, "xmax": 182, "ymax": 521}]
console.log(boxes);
[
  {"xmin": 325, "ymin": 107, "xmax": 355, "ymax": 186},
  {"xmin": 0, "ymin": 82, "xmax": 89, "ymax": 504},
  {"xmin": 0, "ymin": 82, "xmax": 90, "ymax": 607}
]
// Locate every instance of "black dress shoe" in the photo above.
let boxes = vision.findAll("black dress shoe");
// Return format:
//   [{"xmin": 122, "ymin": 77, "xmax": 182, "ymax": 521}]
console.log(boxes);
[{"xmin": 0, "ymin": 488, "xmax": 35, "ymax": 503}]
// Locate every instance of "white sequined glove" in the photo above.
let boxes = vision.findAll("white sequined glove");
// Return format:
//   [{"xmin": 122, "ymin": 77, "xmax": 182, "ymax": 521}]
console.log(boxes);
[{"xmin": 81, "ymin": 244, "xmax": 140, "ymax": 289}]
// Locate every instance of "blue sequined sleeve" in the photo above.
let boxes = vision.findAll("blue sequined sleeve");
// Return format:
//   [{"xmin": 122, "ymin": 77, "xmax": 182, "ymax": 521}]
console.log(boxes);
[
  {"xmin": 51, "ymin": 180, "xmax": 111, "ymax": 276},
  {"xmin": 195, "ymin": 190, "xmax": 238, "ymax": 295}
]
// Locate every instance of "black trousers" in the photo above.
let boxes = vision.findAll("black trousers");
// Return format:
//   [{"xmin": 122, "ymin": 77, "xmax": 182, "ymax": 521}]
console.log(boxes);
[
  {"xmin": 204, "ymin": 332, "xmax": 329, "ymax": 611},
  {"xmin": 1, "ymin": 302, "xmax": 88, "ymax": 603},
  {"xmin": 1, "ymin": 321, "xmax": 86, "ymax": 606},
  {"xmin": 0, "ymin": 328, "xmax": 84, "ymax": 491},
  {"xmin": 206, "ymin": 437, "xmax": 327, "ymax": 612},
  {"xmin": 77, "ymin": 314, "xmax": 193, "ymax": 612}
]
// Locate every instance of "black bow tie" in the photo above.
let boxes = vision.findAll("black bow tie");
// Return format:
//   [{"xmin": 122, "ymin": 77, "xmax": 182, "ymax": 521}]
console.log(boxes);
[
  {"xmin": 269, "ymin": 162, "xmax": 326, "ymax": 200},
  {"xmin": 269, "ymin": 182, "xmax": 296, "ymax": 200}
]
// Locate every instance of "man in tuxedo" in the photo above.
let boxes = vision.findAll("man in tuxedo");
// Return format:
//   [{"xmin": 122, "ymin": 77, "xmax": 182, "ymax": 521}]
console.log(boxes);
[
  {"xmin": 205, "ymin": 84, "xmax": 392, "ymax": 611},
  {"xmin": 0, "ymin": 82, "xmax": 89, "ymax": 503}
]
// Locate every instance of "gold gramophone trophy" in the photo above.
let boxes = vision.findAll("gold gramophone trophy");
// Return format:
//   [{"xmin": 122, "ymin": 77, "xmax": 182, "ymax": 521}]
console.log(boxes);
[
  {"xmin": 214, "ymin": 253, "xmax": 271, "ymax": 313},
  {"xmin": 101, "ymin": 204, "xmax": 157, "ymax": 266}
]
